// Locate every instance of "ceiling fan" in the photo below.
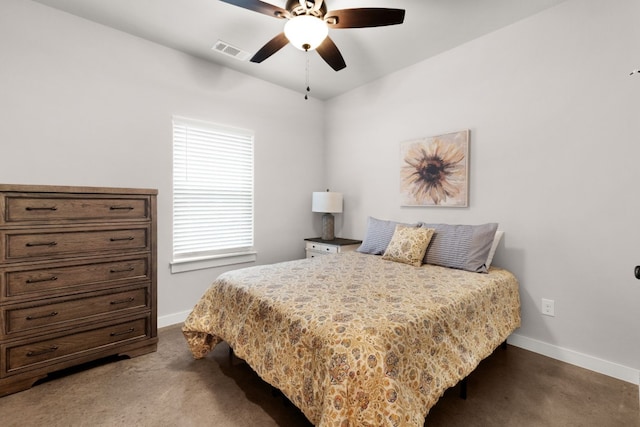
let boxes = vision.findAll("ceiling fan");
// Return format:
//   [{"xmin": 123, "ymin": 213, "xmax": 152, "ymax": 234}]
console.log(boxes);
[{"xmin": 219, "ymin": 0, "xmax": 406, "ymax": 71}]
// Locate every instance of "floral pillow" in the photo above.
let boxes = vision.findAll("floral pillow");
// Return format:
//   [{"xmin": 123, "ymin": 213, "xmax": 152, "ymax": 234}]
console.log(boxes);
[{"xmin": 382, "ymin": 225, "xmax": 435, "ymax": 267}]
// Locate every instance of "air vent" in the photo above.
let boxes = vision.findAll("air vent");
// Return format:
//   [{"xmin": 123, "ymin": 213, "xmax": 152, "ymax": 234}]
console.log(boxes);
[{"xmin": 212, "ymin": 40, "xmax": 251, "ymax": 61}]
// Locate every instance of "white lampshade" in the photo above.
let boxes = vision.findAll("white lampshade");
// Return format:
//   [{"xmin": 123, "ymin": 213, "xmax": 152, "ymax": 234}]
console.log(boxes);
[
  {"xmin": 284, "ymin": 15, "xmax": 328, "ymax": 51},
  {"xmin": 312, "ymin": 191, "xmax": 343, "ymax": 213}
]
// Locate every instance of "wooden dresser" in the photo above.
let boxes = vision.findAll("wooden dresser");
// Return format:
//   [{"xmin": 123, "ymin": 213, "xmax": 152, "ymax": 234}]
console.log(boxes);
[{"xmin": 0, "ymin": 184, "xmax": 157, "ymax": 396}]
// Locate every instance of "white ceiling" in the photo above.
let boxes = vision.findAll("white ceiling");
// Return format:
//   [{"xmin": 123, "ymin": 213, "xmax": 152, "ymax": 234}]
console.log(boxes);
[{"xmin": 32, "ymin": 0, "xmax": 567, "ymax": 100}]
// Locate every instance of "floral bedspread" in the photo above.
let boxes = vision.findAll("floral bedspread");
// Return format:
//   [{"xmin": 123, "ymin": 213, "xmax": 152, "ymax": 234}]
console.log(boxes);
[{"xmin": 183, "ymin": 252, "xmax": 520, "ymax": 426}]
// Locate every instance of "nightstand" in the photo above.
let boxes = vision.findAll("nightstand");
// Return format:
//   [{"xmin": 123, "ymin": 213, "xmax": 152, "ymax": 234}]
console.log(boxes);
[{"xmin": 304, "ymin": 237, "xmax": 362, "ymax": 259}]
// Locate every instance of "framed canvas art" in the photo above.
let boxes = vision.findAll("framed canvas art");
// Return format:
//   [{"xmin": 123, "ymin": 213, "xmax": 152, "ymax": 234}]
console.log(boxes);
[{"xmin": 400, "ymin": 130, "xmax": 469, "ymax": 207}]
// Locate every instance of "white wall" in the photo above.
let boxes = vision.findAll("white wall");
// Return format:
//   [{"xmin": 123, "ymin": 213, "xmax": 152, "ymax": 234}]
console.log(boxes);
[
  {"xmin": 325, "ymin": 0, "xmax": 640, "ymax": 383},
  {"xmin": 0, "ymin": 0, "xmax": 325, "ymax": 324},
  {"xmin": 2, "ymin": 0, "xmax": 638, "ymax": 386}
]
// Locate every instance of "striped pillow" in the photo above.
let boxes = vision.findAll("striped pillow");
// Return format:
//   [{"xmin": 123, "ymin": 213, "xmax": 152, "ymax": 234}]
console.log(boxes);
[
  {"xmin": 357, "ymin": 217, "xmax": 413, "ymax": 255},
  {"xmin": 420, "ymin": 223, "xmax": 498, "ymax": 273}
]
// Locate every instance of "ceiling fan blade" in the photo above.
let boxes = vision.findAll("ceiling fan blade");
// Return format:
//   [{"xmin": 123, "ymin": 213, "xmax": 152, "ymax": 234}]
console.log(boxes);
[
  {"xmin": 325, "ymin": 8, "xmax": 405, "ymax": 28},
  {"xmin": 316, "ymin": 36, "xmax": 346, "ymax": 71},
  {"xmin": 250, "ymin": 33, "xmax": 289, "ymax": 63},
  {"xmin": 219, "ymin": 0, "xmax": 290, "ymax": 19}
]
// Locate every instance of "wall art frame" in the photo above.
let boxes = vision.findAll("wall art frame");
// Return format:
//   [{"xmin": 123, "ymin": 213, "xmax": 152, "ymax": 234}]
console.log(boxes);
[{"xmin": 400, "ymin": 129, "xmax": 469, "ymax": 207}]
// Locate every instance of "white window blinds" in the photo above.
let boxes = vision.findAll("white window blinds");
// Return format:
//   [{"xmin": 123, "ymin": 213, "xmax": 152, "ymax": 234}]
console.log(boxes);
[{"xmin": 172, "ymin": 117, "xmax": 254, "ymax": 262}]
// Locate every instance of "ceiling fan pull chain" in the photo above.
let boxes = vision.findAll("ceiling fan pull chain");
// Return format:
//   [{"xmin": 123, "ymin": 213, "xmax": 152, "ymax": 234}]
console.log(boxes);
[{"xmin": 305, "ymin": 54, "xmax": 310, "ymax": 100}]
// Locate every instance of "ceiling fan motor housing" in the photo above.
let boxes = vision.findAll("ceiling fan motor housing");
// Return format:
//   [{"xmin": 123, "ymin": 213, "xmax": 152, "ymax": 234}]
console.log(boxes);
[{"xmin": 286, "ymin": 0, "xmax": 327, "ymax": 18}]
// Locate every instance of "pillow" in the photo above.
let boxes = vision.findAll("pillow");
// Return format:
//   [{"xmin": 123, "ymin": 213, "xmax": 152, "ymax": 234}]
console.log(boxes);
[
  {"xmin": 485, "ymin": 230, "xmax": 504, "ymax": 269},
  {"xmin": 357, "ymin": 216, "xmax": 413, "ymax": 255},
  {"xmin": 382, "ymin": 225, "xmax": 435, "ymax": 267},
  {"xmin": 420, "ymin": 223, "xmax": 498, "ymax": 273}
]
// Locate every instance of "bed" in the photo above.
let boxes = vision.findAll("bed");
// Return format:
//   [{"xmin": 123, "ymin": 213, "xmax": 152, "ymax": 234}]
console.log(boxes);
[{"xmin": 183, "ymin": 233, "xmax": 521, "ymax": 427}]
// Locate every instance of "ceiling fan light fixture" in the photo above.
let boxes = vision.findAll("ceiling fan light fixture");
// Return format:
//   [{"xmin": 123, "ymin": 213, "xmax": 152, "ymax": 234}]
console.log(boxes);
[{"xmin": 284, "ymin": 15, "xmax": 328, "ymax": 51}]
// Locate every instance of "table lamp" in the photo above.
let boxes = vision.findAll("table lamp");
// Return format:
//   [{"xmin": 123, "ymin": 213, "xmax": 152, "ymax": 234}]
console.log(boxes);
[{"xmin": 312, "ymin": 190, "xmax": 343, "ymax": 240}]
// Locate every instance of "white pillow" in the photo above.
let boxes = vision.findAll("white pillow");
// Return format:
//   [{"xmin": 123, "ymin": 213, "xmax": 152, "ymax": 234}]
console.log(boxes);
[{"xmin": 485, "ymin": 230, "xmax": 504, "ymax": 269}]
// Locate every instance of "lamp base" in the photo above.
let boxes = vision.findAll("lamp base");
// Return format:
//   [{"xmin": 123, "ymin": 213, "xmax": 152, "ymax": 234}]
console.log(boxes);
[{"xmin": 321, "ymin": 213, "xmax": 335, "ymax": 240}]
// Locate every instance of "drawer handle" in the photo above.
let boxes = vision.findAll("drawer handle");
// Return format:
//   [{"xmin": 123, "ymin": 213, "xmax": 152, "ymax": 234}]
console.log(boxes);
[
  {"xmin": 25, "ymin": 206, "xmax": 58, "ymax": 211},
  {"xmin": 110, "ymin": 297, "xmax": 135, "ymax": 305},
  {"xmin": 110, "ymin": 327, "xmax": 135, "ymax": 337},
  {"xmin": 25, "ymin": 241, "xmax": 58, "ymax": 247},
  {"xmin": 110, "ymin": 236, "xmax": 134, "ymax": 242},
  {"xmin": 110, "ymin": 267, "xmax": 135, "ymax": 273},
  {"xmin": 110, "ymin": 206, "xmax": 134, "ymax": 211},
  {"xmin": 26, "ymin": 311, "xmax": 59, "ymax": 321},
  {"xmin": 26, "ymin": 276, "xmax": 58, "ymax": 284},
  {"xmin": 325, "ymin": 248, "xmax": 330, "ymax": 251},
  {"xmin": 26, "ymin": 346, "xmax": 59, "ymax": 357}
]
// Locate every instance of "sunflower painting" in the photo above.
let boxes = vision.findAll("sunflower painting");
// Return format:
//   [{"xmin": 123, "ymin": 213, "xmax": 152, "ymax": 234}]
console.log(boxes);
[{"xmin": 400, "ymin": 130, "xmax": 469, "ymax": 207}]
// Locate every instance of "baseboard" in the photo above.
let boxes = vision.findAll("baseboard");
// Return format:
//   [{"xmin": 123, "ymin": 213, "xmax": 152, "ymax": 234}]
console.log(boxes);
[
  {"xmin": 158, "ymin": 310, "xmax": 191, "ymax": 329},
  {"xmin": 508, "ymin": 333, "xmax": 639, "ymax": 386}
]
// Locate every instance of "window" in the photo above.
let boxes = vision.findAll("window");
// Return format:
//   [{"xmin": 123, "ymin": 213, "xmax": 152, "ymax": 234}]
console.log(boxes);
[{"xmin": 171, "ymin": 116, "xmax": 255, "ymax": 273}]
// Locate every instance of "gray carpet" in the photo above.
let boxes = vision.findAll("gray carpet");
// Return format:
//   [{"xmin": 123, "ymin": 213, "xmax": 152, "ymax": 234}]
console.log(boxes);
[{"xmin": 1, "ymin": 324, "xmax": 638, "ymax": 426}]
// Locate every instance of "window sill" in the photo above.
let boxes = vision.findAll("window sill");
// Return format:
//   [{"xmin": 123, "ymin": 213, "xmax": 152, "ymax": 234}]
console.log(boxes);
[{"xmin": 170, "ymin": 251, "xmax": 257, "ymax": 273}]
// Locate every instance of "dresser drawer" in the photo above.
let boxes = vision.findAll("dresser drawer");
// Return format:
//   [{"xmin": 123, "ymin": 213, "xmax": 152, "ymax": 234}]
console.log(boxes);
[
  {"xmin": 2, "ymin": 256, "xmax": 150, "ymax": 301},
  {"xmin": 4, "ymin": 317, "xmax": 149, "ymax": 373},
  {"xmin": 2, "ymin": 194, "xmax": 150, "ymax": 224},
  {"xmin": 2, "ymin": 287, "xmax": 148, "ymax": 336},
  {"xmin": 305, "ymin": 242, "xmax": 339, "ymax": 254},
  {"xmin": 2, "ymin": 226, "xmax": 149, "ymax": 262}
]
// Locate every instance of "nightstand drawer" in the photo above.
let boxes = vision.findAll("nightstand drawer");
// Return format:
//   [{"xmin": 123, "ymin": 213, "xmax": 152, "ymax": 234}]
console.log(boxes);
[
  {"xmin": 304, "ymin": 238, "xmax": 362, "ymax": 259},
  {"xmin": 305, "ymin": 242, "xmax": 338, "ymax": 254}
]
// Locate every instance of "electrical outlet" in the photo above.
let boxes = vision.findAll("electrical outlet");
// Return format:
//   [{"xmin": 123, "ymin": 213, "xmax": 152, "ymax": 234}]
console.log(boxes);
[{"xmin": 541, "ymin": 298, "xmax": 555, "ymax": 317}]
